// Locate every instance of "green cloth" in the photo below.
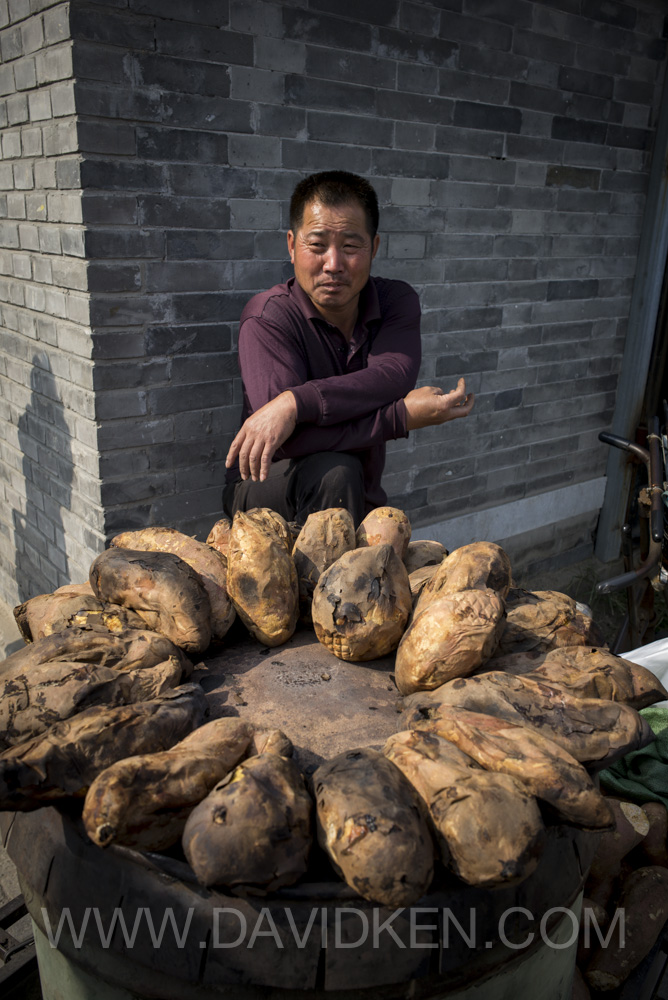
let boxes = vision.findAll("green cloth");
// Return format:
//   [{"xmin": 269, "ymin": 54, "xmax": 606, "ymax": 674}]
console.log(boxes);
[{"xmin": 599, "ymin": 705, "xmax": 668, "ymax": 810}]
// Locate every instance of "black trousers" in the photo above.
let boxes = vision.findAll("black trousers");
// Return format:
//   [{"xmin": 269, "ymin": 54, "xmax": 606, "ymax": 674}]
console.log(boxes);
[{"xmin": 223, "ymin": 452, "xmax": 366, "ymax": 527}]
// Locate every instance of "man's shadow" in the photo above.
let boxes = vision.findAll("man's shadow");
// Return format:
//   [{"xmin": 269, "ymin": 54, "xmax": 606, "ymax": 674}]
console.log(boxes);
[{"xmin": 12, "ymin": 354, "xmax": 73, "ymax": 621}]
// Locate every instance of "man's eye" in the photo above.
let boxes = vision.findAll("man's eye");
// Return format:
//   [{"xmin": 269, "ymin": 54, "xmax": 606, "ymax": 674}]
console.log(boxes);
[{"xmin": 309, "ymin": 243, "xmax": 325, "ymax": 251}]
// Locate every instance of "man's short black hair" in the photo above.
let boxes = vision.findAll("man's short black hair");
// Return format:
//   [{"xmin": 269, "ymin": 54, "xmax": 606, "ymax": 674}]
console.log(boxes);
[{"xmin": 289, "ymin": 171, "xmax": 379, "ymax": 238}]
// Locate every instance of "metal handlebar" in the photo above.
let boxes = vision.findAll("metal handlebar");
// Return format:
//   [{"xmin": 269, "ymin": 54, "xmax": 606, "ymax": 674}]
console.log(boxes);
[{"xmin": 595, "ymin": 417, "xmax": 664, "ymax": 596}]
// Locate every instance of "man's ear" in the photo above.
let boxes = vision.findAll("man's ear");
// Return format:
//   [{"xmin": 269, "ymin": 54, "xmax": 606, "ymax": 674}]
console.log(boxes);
[
  {"xmin": 287, "ymin": 230, "xmax": 295, "ymax": 263},
  {"xmin": 371, "ymin": 234, "xmax": 380, "ymax": 259}
]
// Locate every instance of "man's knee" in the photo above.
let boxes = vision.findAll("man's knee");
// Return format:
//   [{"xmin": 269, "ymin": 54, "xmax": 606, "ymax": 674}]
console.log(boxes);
[
  {"xmin": 318, "ymin": 453, "xmax": 364, "ymax": 491},
  {"xmin": 293, "ymin": 452, "xmax": 365, "ymax": 525}
]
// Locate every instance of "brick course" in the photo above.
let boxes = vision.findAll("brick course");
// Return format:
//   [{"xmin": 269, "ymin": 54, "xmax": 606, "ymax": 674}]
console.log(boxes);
[{"xmin": 0, "ymin": 0, "xmax": 666, "ymax": 604}]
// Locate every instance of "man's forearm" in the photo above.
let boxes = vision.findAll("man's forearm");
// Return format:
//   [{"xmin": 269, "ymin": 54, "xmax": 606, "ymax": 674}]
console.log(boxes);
[
  {"xmin": 225, "ymin": 391, "xmax": 298, "ymax": 482},
  {"xmin": 277, "ymin": 398, "xmax": 408, "ymax": 461},
  {"xmin": 290, "ymin": 351, "xmax": 418, "ymax": 427}
]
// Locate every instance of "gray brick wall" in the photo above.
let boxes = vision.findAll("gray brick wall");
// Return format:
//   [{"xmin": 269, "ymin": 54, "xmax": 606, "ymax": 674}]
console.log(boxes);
[
  {"xmin": 0, "ymin": 0, "xmax": 100, "ymax": 606},
  {"xmin": 1, "ymin": 0, "xmax": 667, "ymax": 603}
]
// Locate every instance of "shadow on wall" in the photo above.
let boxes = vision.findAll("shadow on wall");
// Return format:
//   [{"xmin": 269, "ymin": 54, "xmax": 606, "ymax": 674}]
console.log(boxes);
[{"xmin": 13, "ymin": 354, "xmax": 73, "ymax": 603}]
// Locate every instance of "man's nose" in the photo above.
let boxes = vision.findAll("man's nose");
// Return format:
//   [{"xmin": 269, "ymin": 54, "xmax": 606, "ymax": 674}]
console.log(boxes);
[{"xmin": 323, "ymin": 246, "xmax": 344, "ymax": 271}]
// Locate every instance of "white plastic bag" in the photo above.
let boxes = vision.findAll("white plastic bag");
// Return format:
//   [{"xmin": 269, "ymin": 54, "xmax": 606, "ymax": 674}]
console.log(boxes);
[{"xmin": 625, "ymin": 637, "xmax": 668, "ymax": 709}]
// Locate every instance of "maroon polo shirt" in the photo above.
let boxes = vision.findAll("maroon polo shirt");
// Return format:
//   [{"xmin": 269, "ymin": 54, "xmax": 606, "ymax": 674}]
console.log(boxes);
[{"xmin": 227, "ymin": 275, "xmax": 422, "ymax": 510}]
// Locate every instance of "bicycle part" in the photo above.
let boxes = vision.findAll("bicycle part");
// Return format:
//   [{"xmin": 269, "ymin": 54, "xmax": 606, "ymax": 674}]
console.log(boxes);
[
  {"xmin": 596, "ymin": 424, "xmax": 663, "ymax": 596},
  {"xmin": 647, "ymin": 416, "xmax": 664, "ymax": 543}
]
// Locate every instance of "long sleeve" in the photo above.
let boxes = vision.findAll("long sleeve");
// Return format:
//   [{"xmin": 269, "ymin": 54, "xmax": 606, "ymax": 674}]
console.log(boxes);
[
  {"xmin": 289, "ymin": 283, "xmax": 421, "ymax": 426},
  {"xmin": 276, "ymin": 398, "xmax": 409, "ymax": 461}
]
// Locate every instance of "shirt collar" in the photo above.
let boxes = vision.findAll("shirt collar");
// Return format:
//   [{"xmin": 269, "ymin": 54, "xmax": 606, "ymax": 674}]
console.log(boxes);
[{"xmin": 288, "ymin": 275, "xmax": 381, "ymax": 333}]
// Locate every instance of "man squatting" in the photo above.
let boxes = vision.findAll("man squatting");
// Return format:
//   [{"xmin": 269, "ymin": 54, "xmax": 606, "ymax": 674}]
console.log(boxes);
[{"xmin": 223, "ymin": 171, "xmax": 475, "ymax": 528}]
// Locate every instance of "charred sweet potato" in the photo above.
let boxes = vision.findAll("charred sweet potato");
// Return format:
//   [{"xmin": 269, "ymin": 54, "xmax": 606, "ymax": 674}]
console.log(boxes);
[
  {"xmin": 83, "ymin": 718, "xmax": 253, "ymax": 850},
  {"xmin": 0, "ymin": 684, "xmax": 208, "ymax": 811},
  {"xmin": 313, "ymin": 747, "xmax": 434, "ymax": 906},
  {"xmin": 90, "ymin": 548, "xmax": 212, "ymax": 654},
  {"xmin": 395, "ymin": 588, "xmax": 505, "ymax": 695},
  {"xmin": 0, "ymin": 653, "xmax": 186, "ymax": 750},
  {"xmin": 408, "ymin": 705, "xmax": 613, "ymax": 829},
  {"xmin": 482, "ymin": 649, "xmax": 549, "ymax": 674},
  {"xmin": 14, "ymin": 584, "xmax": 146, "ymax": 643},
  {"xmin": 516, "ymin": 645, "xmax": 668, "ymax": 710},
  {"xmin": 640, "ymin": 802, "xmax": 668, "ymax": 867},
  {"xmin": 226, "ymin": 510, "xmax": 299, "ymax": 646},
  {"xmin": 111, "ymin": 527, "xmax": 235, "ymax": 642},
  {"xmin": 292, "ymin": 508, "xmax": 356, "ymax": 621},
  {"xmin": 244, "ymin": 507, "xmax": 293, "ymax": 552},
  {"xmin": 588, "ymin": 799, "xmax": 650, "ymax": 882},
  {"xmin": 496, "ymin": 589, "xmax": 604, "ymax": 656},
  {"xmin": 250, "ymin": 728, "xmax": 293, "ymax": 757},
  {"xmin": 183, "ymin": 752, "xmax": 312, "ymax": 890},
  {"xmin": 0, "ymin": 625, "xmax": 191, "ymax": 677},
  {"xmin": 356, "ymin": 506, "xmax": 411, "ymax": 560},
  {"xmin": 586, "ymin": 866, "xmax": 668, "ymax": 991},
  {"xmin": 408, "ymin": 564, "xmax": 441, "ymax": 604},
  {"xmin": 206, "ymin": 517, "xmax": 232, "ymax": 560},
  {"xmin": 403, "ymin": 540, "xmax": 448, "ymax": 575},
  {"xmin": 311, "ymin": 544, "xmax": 412, "ymax": 661},
  {"xmin": 402, "ymin": 672, "xmax": 654, "ymax": 770},
  {"xmin": 415, "ymin": 541, "xmax": 512, "ymax": 615},
  {"xmin": 384, "ymin": 729, "xmax": 544, "ymax": 888}
]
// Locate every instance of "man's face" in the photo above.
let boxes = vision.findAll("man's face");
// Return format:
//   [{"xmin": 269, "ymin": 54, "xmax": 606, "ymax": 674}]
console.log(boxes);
[{"xmin": 287, "ymin": 199, "xmax": 380, "ymax": 322}]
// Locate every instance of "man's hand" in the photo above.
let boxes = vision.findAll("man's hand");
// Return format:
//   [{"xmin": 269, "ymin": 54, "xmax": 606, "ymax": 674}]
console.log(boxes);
[
  {"xmin": 404, "ymin": 379, "xmax": 475, "ymax": 431},
  {"xmin": 225, "ymin": 391, "xmax": 298, "ymax": 482}
]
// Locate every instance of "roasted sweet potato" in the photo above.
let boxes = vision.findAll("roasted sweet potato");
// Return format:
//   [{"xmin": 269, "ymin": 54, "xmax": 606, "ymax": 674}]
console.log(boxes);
[
  {"xmin": 0, "ymin": 625, "xmax": 191, "ymax": 676},
  {"xmin": 0, "ymin": 684, "xmax": 208, "ymax": 810},
  {"xmin": 226, "ymin": 510, "xmax": 299, "ymax": 646},
  {"xmin": 402, "ymin": 671, "xmax": 654, "ymax": 770},
  {"xmin": 0, "ymin": 654, "xmax": 186, "ymax": 750},
  {"xmin": 14, "ymin": 585, "xmax": 146, "ymax": 643},
  {"xmin": 356, "ymin": 506, "xmax": 411, "ymax": 560},
  {"xmin": 395, "ymin": 588, "xmax": 505, "ymax": 695},
  {"xmin": 640, "ymin": 802, "xmax": 668, "ymax": 867},
  {"xmin": 408, "ymin": 564, "xmax": 441, "ymax": 603},
  {"xmin": 111, "ymin": 527, "xmax": 235, "ymax": 642},
  {"xmin": 313, "ymin": 747, "xmax": 434, "ymax": 906},
  {"xmin": 481, "ymin": 649, "xmax": 549, "ymax": 674},
  {"xmin": 415, "ymin": 541, "xmax": 512, "ymax": 615},
  {"xmin": 586, "ymin": 866, "xmax": 668, "ymax": 991},
  {"xmin": 206, "ymin": 517, "xmax": 232, "ymax": 560},
  {"xmin": 292, "ymin": 508, "xmax": 356, "ymax": 621},
  {"xmin": 407, "ymin": 705, "xmax": 613, "ymax": 829},
  {"xmin": 90, "ymin": 548, "xmax": 212, "ymax": 654},
  {"xmin": 244, "ymin": 507, "xmax": 293, "ymax": 552},
  {"xmin": 384, "ymin": 729, "xmax": 544, "ymax": 887},
  {"xmin": 518, "ymin": 645, "xmax": 668, "ymax": 710},
  {"xmin": 250, "ymin": 728, "xmax": 293, "ymax": 757},
  {"xmin": 183, "ymin": 752, "xmax": 312, "ymax": 890},
  {"xmin": 588, "ymin": 799, "xmax": 650, "ymax": 882},
  {"xmin": 83, "ymin": 718, "xmax": 253, "ymax": 850},
  {"xmin": 403, "ymin": 540, "xmax": 448, "ymax": 575},
  {"xmin": 311, "ymin": 544, "xmax": 412, "ymax": 661},
  {"xmin": 496, "ymin": 589, "xmax": 605, "ymax": 656}
]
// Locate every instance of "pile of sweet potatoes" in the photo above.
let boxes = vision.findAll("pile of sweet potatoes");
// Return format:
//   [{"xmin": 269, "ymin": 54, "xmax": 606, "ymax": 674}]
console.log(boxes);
[{"xmin": 3, "ymin": 504, "xmax": 668, "ymax": 922}]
